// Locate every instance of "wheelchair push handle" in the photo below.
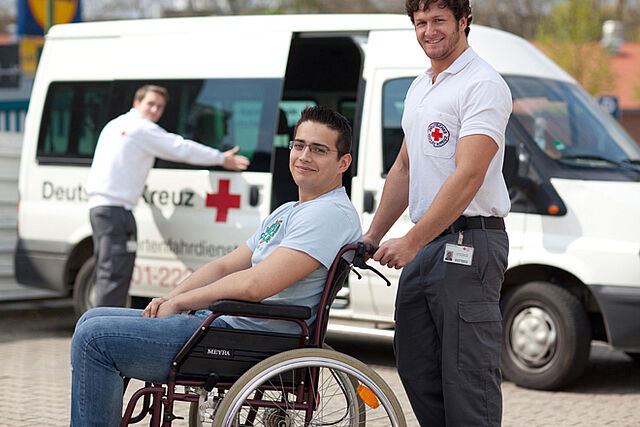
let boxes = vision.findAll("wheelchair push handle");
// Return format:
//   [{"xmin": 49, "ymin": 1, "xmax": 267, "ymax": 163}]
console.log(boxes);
[
  {"xmin": 349, "ymin": 242, "xmax": 391, "ymax": 287},
  {"xmin": 353, "ymin": 241, "xmax": 379, "ymax": 262},
  {"xmin": 362, "ymin": 243, "xmax": 379, "ymax": 256}
]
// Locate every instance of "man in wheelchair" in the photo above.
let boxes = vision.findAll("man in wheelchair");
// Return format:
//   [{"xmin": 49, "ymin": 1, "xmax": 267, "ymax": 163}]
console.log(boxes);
[{"xmin": 70, "ymin": 106, "xmax": 362, "ymax": 426}]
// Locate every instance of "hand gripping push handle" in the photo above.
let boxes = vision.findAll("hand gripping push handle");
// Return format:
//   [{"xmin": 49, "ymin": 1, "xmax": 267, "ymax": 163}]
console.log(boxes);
[{"xmin": 350, "ymin": 242, "xmax": 391, "ymax": 287}]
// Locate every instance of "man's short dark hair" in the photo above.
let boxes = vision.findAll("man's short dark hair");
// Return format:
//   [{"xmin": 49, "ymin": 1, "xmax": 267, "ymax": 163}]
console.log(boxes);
[
  {"xmin": 134, "ymin": 85, "xmax": 169, "ymax": 104},
  {"xmin": 405, "ymin": 0, "xmax": 472, "ymax": 37},
  {"xmin": 294, "ymin": 106, "xmax": 352, "ymax": 157}
]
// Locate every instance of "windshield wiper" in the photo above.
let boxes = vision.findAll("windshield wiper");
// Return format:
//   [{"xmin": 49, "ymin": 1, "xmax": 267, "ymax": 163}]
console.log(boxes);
[
  {"xmin": 559, "ymin": 154, "xmax": 622, "ymax": 166},
  {"xmin": 560, "ymin": 155, "xmax": 640, "ymax": 173}
]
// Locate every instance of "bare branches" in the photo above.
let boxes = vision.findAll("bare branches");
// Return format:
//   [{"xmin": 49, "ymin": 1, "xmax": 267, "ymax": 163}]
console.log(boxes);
[{"xmin": 472, "ymin": 0, "xmax": 553, "ymax": 40}]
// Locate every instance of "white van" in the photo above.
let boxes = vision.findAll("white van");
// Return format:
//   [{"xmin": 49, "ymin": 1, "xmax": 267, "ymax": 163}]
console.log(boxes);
[{"xmin": 15, "ymin": 14, "xmax": 640, "ymax": 390}]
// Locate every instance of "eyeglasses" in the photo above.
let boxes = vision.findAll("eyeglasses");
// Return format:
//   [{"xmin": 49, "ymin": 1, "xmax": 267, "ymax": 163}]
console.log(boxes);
[{"xmin": 289, "ymin": 140, "xmax": 341, "ymax": 157}]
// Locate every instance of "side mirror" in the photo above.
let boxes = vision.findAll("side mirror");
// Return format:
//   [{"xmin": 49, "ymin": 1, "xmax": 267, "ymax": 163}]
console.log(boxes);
[{"xmin": 502, "ymin": 144, "xmax": 567, "ymax": 216}]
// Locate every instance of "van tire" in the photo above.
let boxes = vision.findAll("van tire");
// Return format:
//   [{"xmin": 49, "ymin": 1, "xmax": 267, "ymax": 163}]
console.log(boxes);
[
  {"xmin": 73, "ymin": 256, "xmax": 96, "ymax": 318},
  {"xmin": 501, "ymin": 281, "xmax": 590, "ymax": 390}
]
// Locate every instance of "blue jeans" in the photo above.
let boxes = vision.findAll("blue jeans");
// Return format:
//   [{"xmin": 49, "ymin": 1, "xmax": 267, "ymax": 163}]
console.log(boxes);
[{"xmin": 70, "ymin": 307, "xmax": 230, "ymax": 426}]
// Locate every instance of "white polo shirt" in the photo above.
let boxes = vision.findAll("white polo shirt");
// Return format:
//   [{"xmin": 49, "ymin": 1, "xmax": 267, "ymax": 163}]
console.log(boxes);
[{"xmin": 401, "ymin": 47, "xmax": 512, "ymax": 223}]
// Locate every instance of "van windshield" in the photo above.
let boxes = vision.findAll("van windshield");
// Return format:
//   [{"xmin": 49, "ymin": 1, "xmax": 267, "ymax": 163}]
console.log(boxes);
[{"xmin": 506, "ymin": 76, "xmax": 640, "ymax": 170}]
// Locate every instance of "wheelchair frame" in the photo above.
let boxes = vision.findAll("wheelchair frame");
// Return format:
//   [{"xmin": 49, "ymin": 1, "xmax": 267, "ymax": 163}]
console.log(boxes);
[{"xmin": 119, "ymin": 243, "xmax": 404, "ymax": 427}]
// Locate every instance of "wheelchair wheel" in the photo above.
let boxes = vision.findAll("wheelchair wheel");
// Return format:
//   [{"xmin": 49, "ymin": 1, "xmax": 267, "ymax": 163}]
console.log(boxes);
[
  {"xmin": 188, "ymin": 351, "xmax": 362, "ymax": 426},
  {"xmin": 211, "ymin": 348, "xmax": 406, "ymax": 427},
  {"xmin": 189, "ymin": 368, "xmax": 360, "ymax": 427}
]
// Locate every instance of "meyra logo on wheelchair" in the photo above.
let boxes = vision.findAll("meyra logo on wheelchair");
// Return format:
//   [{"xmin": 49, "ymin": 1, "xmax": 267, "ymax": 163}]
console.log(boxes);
[{"xmin": 120, "ymin": 243, "xmax": 407, "ymax": 427}]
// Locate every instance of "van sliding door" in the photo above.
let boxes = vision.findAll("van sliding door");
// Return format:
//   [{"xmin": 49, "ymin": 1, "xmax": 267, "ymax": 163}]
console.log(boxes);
[{"xmin": 114, "ymin": 31, "xmax": 293, "ymax": 298}]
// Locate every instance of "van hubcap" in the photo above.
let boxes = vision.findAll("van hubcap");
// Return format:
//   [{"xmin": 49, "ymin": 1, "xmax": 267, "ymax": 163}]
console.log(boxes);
[{"xmin": 510, "ymin": 307, "xmax": 557, "ymax": 368}]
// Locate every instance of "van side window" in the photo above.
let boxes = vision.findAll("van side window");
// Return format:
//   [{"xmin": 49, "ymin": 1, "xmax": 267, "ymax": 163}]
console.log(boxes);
[
  {"xmin": 149, "ymin": 79, "xmax": 281, "ymax": 173},
  {"xmin": 37, "ymin": 79, "xmax": 281, "ymax": 172},
  {"xmin": 276, "ymin": 100, "xmax": 316, "ymax": 148},
  {"xmin": 38, "ymin": 82, "xmax": 111, "ymax": 164},
  {"xmin": 382, "ymin": 78, "xmax": 412, "ymax": 175},
  {"xmin": 279, "ymin": 100, "xmax": 317, "ymax": 125},
  {"xmin": 338, "ymin": 99, "xmax": 357, "ymax": 128}
]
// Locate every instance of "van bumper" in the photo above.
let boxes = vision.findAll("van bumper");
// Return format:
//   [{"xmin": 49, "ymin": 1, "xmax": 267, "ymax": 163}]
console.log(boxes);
[
  {"xmin": 590, "ymin": 285, "xmax": 640, "ymax": 352},
  {"xmin": 14, "ymin": 239, "xmax": 70, "ymax": 295}
]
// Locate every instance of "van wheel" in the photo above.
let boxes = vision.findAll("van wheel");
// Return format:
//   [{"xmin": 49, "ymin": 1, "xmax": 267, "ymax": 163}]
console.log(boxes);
[
  {"xmin": 501, "ymin": 281, "xmax": 590, "ymax": 390},
  {"xmin": 73, "ymin": 256, "xmax": 96, "ymax": 318}
]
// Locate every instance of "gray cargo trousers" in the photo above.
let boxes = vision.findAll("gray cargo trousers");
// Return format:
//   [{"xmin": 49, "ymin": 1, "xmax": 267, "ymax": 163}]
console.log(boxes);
[
  {"xmin": 394, "ymin": 228, "xmax": 508, "ymax": 427},
  {"xmin": 90, "ymin": 206, "xmax": 137, "ymax": 307}
]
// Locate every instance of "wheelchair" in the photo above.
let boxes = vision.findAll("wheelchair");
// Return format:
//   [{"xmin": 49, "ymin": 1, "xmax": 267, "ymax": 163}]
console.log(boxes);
[{"xmin": 120, "ymin": 243, "xmax": 406, "ymax": 426}]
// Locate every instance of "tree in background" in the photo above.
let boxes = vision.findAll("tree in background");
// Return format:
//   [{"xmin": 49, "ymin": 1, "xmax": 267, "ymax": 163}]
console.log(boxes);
[
  {"xmin": 80, "ymin": 0, "xmax": 402, "ymax": 19},
  {"xmin": 258, "ymin": 0, "xmax": 402, "ymax": 13},
  {"xmin": 535, "ymin": 0, "xmax": 615, "ymax": 95}
]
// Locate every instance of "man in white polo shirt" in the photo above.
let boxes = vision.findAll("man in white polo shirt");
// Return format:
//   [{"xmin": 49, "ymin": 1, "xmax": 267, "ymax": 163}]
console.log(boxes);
[
  {"xmin": 363, "ymin": 0, "xmax": 512, "ymax": 425},
  {"xmin": 87, "ymin": 85, "xmax": 250, "ymax": 308}
]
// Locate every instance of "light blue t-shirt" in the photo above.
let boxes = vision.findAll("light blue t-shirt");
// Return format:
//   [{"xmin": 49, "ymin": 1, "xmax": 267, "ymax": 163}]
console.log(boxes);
[{"xmin": 222, "ymin": 187, "xmax": 362, "ymax": 334}]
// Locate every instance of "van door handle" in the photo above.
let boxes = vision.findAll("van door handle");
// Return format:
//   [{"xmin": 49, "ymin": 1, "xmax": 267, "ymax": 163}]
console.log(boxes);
[
  {"xmin": 363, "ymin": 190, "xmax": 376, "ymax": 213},
  {"xmin": 249, "ymin": 186, "xmax": 260, "ymax": 207}
]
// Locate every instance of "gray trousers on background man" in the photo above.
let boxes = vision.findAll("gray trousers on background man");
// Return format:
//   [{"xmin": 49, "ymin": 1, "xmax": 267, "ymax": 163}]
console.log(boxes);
[
  {"xmin": 89, "ymin": 206, "xmax": 137, "ymax": 307},
  {"xmin": 394, "ymin": 228, "xmax": 509, "ymax": 427}
]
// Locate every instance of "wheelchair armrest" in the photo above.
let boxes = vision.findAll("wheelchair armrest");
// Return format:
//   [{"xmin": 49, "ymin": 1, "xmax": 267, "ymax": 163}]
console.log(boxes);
[{"xmin": 208, "ymin": 300, "xmax": 311, "ymax": 320}]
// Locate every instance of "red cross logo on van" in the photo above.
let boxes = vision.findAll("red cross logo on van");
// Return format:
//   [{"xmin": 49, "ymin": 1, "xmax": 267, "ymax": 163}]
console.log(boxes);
[
  {"xmin": 205, "ymin": 179, "xmax": 241, "ymax": 222},
  {"xmin": 427, "ymin": 122, "xmax": 450, "ymax": 148}
]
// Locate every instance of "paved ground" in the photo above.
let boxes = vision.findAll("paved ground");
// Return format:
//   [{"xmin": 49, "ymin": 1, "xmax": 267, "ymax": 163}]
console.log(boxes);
[{"xmin": 0, "ymin": 297, "xmax": 638, "ymax": 426}]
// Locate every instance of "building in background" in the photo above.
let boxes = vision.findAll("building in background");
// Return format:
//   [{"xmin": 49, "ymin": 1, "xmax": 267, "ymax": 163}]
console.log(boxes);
[
  {"xmin": 0, "ymin": 34, "xmax": 25, "ymax": 132},
  {"xmin": 608, "ymin": 42, "xmax": 640, "ymax": 143},
  {"xmin": 0, "ymin": 0, "xmax": 82, "ymax": 132}
]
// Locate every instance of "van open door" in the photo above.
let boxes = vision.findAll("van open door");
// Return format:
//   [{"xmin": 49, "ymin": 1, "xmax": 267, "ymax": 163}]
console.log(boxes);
[
  {"xmin": 271, "ymin": 34, "xmax": 365, "ymax": 211},
  {"xmin": 122, "ymin": 30, "xmax": 295, "ymax": 301}
]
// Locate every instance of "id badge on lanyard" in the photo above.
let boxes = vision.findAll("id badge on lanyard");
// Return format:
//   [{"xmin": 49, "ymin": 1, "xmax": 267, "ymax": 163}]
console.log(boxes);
[{"xmin": 443, "ymin": 231, "xmax": 474, "ymax": 266}]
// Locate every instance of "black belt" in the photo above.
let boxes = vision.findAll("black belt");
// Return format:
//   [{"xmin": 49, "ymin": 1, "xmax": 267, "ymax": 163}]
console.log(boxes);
[{"xmin": 438, "ymin": 216, "xmax": 505, "ymax": 238}]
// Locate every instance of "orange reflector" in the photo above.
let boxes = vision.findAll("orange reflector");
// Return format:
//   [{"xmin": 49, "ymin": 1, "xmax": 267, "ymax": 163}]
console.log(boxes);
[
  {"xmin": 357, "ymin": 385, "xmax": 380, "ymax": 409},
  {"xmin": 548, "ymin": 205, "xmax": 560, "ymax": 215}
]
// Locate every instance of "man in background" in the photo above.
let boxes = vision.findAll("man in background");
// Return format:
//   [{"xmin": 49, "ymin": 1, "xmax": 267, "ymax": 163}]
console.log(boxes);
[{"xmin": 87, "ymin": 84, "xmax": 250, "ymax": 308}]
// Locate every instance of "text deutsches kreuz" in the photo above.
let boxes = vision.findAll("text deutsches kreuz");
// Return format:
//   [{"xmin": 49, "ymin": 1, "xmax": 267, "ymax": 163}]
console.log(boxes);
[{"xmin": 42, "ymin": 181, "xmax": 196, "ymax": 207}]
